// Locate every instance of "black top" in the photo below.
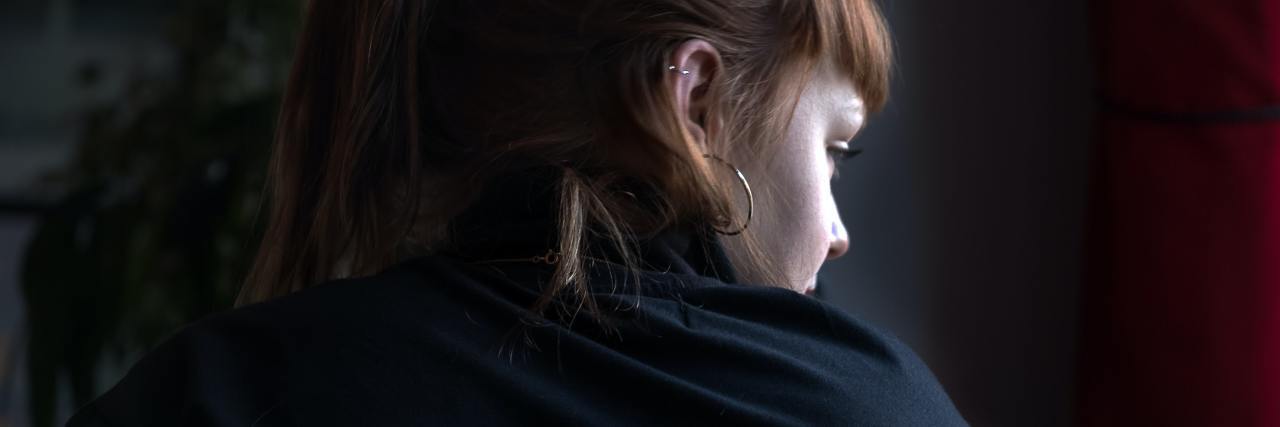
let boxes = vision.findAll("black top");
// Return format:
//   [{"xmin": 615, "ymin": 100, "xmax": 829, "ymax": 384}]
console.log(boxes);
[{"xmin": 66, "ymin": 170, "xmax": 966, "ymax": 426}]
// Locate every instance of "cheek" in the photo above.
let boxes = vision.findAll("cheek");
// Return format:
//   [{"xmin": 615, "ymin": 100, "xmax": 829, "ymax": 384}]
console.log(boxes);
[{"xmin": 755, "ymin": 134, "xmax": 835, "ymax": 282}]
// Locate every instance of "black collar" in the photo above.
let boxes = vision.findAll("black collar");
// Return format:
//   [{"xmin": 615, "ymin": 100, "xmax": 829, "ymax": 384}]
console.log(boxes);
[{"xmin": 442, "ymin": 167, "xmax": 739, "ymax": 292}]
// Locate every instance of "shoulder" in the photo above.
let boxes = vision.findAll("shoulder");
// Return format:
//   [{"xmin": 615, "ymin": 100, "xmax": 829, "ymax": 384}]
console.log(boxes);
[
  {"xmin": 66, "ymin": 259, "xmax": 452, "ymax": 426},
  {"xmin": 668, "ymin": 284, "xmax": 967, "ymax": 425},
  {"xmin": 63, "ymin": 299, "xmax": 293, "ymax": 426}
]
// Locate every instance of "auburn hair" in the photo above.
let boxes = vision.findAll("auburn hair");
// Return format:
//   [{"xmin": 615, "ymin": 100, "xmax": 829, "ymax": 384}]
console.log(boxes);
[{"xmin": 239, "ymin": 0, "xmax": 892, "ymax": 326}]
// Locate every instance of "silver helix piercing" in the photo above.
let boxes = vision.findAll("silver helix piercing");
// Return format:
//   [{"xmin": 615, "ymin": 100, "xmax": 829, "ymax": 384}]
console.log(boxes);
[{"xmin": 667, "ymin": 65, "xmax": 691, "ymax": 76}]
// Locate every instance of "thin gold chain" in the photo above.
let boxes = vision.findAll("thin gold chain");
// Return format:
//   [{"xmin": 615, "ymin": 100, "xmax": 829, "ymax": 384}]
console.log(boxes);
[
  {"xmin": 464, "ymin": 249, "xmax": 617, "ymax": 266},
  {"xmin": 466, "ymin": 249, "xmax": 562, "ymax": 265}
]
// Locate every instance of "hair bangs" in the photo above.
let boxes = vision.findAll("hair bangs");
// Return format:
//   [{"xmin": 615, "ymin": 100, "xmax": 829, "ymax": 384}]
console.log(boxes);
[{"xmin": 815, "ymin": 0, "xmax": 893, "ymax": 112}]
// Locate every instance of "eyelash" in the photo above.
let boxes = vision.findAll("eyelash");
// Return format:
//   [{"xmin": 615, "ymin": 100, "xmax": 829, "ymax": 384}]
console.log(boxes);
[
  {"xmin": 828, "ymin": 145, "xmax": 863, "ymax": 162},
  {"xmin": 827, "ymin": 144, "xmax": 863, "ymax": 179}
]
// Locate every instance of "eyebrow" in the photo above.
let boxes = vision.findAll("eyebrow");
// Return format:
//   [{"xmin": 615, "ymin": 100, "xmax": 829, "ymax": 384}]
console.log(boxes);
[
  {"xmin": 845, "ymin": 98, "xmax": 865, "ymax": 113},
  {"xmin": 844, "ymin": 102, "xmax": 866, "ymax": 137},
  {"xmin": 843, "ymin": 100, "xmax": 866, "ymax": 123}
]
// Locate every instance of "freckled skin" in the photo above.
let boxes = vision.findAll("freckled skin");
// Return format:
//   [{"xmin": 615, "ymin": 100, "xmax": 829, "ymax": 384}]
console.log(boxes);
[
  {"xmin": 671, "ymin": 42, "xmax": 860, "ymax": 295},
  {"xmin": 746, "ymin": 57, "xmax": 860, "ymax": 294}
]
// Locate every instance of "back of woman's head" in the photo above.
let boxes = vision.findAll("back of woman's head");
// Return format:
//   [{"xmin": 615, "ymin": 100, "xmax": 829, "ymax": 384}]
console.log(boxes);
[{"xmin": 240, "ymin": 0, "xmax": 891, "ymax": 322}]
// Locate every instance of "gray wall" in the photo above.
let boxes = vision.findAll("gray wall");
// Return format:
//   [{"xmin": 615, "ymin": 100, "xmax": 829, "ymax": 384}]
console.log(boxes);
[{"xmin": 823, "ymin": 0, "xmax": 1095, "ymax": 425}]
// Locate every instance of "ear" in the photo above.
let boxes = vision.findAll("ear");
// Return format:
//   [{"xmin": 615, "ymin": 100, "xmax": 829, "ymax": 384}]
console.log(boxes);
[{"xmin": 666, "ymin": 39, "xmax": 722, "ymax": 153}]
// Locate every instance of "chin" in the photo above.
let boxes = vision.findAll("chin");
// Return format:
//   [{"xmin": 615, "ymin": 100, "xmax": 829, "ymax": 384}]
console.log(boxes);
[
  {"xmin": 763, "ymin": 280, "xmax": 810, "ymax": 295},
  {"xmin": 804, "ymin": 279, "xmax": 818, "ymax": 295}
]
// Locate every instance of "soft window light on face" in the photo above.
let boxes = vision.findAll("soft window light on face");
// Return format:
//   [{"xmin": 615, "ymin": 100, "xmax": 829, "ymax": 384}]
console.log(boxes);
[
  {"xmin": 827, "ymin": 97, "xmax": 867, "ymax": 179},
  {"xmin": 726, "ymin": 56, "xmax": 861, "ymax": 294}
]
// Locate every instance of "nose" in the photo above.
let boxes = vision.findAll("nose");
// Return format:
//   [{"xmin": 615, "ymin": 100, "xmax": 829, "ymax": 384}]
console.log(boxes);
[{"xmin": 827, "ymin": 217, "xmax": 850, "ymax": 260}]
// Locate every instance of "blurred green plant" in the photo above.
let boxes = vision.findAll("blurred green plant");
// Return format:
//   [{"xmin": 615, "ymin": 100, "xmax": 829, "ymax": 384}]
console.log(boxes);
[{"xmin": 19, "ymin": 1, "xmax": 300, "ymax": 425}]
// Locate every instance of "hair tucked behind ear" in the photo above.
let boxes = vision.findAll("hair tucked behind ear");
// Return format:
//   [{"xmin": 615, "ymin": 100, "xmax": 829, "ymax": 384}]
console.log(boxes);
[{"xmin": 240, "ymin": 0, "xmax": 892, "ymax": 330}]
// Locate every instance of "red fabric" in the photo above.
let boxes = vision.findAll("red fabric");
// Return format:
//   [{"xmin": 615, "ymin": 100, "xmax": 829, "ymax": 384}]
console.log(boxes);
[
  {"xmin": 1081, "ymin": 0, "xmax": 1280, "ymax": 425},
  {"xmin": 1094, "ymin": 0, "xmax": 1280, "ymax": 111}
]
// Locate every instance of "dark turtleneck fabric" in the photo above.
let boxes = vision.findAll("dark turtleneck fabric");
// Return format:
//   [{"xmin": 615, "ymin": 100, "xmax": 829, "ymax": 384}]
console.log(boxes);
[{"xmin": 66, "ymin": 169, "xmax": 967, "ymax": 426}]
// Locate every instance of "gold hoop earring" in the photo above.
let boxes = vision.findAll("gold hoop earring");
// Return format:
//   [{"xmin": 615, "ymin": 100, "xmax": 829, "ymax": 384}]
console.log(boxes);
[{"xmin": 703, "ymin": 154, "xmax": 753, "ymax": 236}]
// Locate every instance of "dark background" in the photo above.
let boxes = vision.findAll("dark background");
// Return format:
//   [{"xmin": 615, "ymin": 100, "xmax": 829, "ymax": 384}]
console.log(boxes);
[
  {"xmin": 829, "ymin": 0, "xmax": 1093, "ymax": 425},
  {"xmin": 0, "ymin": 0, "xmax": 1094, "ymax": 425}
]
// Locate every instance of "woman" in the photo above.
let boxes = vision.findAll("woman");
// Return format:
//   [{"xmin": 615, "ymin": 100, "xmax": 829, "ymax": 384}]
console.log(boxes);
[{"xmin": 68, "ymin": 0, "xmax": 966, "ymax": 425}]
